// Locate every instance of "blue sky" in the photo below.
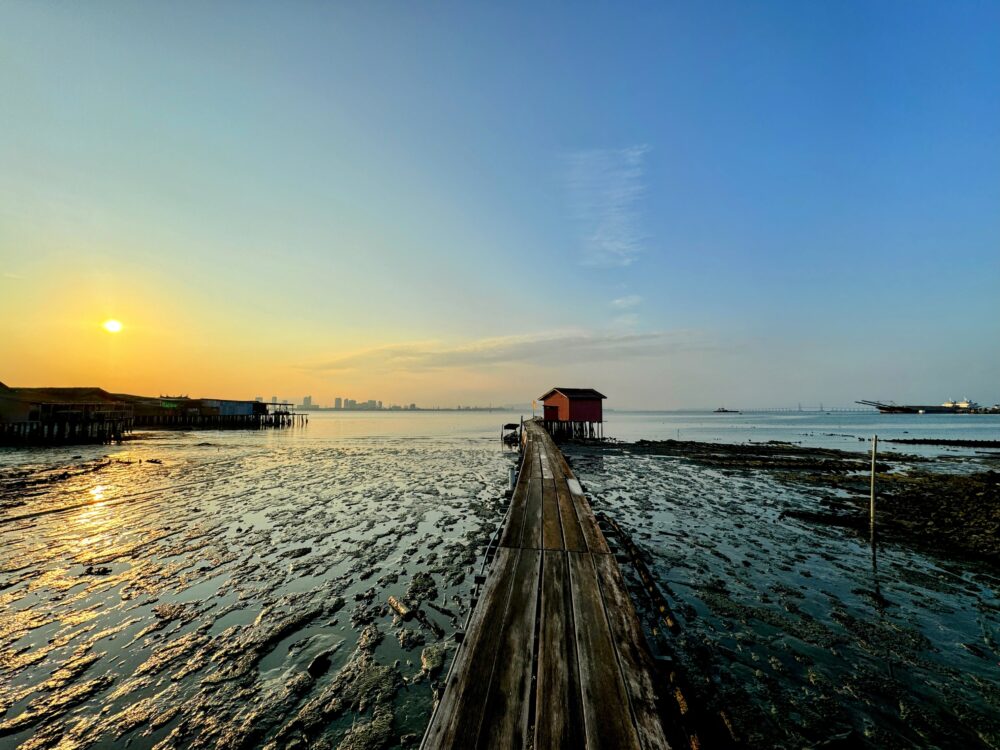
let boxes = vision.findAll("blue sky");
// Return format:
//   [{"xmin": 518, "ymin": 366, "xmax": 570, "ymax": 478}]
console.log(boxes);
[{"xmin": 1, "ymin": 1, "xmax": 998, "ymax": 407}]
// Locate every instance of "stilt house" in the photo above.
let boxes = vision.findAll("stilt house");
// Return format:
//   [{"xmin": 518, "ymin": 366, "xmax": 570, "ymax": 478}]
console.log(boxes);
[{"xmin": 538, "ymin": 387, "xmax": 606, "ymax": 439}]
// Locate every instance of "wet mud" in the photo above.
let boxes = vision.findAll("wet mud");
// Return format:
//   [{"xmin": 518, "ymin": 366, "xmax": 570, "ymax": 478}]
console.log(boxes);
[
  {"xmin": 0, "ymin": 432, "xmax": 512, "ymax": 749},
  {"xmin": 625, "ymin": 438, "xmax": 1000, "ymax": 567},
  {"xmin": 567, "ymin": 441, "xmax": 1000, "ymax": 749},
  {"xmin": 786, "ymin": 469, "xmax": 1000, "ymax": 567}
]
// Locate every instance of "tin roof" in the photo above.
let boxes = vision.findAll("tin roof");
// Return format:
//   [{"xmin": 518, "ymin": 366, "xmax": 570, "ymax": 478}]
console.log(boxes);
[
  {"xmin": 10, "ymin": 387, "xmax": 126, "ymax": 405},
  {"xmin": 538, "ymin": 387, "xmax": 607, "ymax": 401}
]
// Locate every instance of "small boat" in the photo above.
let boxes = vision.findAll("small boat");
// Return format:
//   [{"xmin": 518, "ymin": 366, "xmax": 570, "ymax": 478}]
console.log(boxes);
[{"xmin": 714, "ymin": 407, "xmax": 739, "ymax": 414}]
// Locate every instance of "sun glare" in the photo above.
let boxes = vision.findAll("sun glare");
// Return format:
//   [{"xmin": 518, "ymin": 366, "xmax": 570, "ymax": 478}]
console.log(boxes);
[{"xmin": 102, "ymin": 319, "xmax": 123, "ymax": 333}]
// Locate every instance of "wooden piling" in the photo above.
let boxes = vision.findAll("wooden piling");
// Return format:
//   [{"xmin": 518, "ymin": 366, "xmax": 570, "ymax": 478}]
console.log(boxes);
[{"xmin": 869, "ymin": 434, "xmax": 878, "ymax": 544}]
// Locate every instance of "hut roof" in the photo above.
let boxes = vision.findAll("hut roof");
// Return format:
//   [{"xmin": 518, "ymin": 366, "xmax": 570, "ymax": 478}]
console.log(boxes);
[
  {"xmin": 113, "ymin": 393, "xmax": 186, "ymax": 405},
  {"xmin": 538, "ymin": 387, "xmax": 607, "ymax": 401},
  {"xmin": 11, "ymin": 387, "xmax": 124, "ymax": 405}
]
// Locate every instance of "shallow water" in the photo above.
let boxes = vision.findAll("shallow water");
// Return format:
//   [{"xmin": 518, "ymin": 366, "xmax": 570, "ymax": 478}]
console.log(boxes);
[
  {"xmin": 2, "ymin": 410, "xmax": 998, "ymax": 749},
  {"xmin": 607, "ymin": 410, "xmax": 1000, "ymax": 459},
  {"xmin": 0, "ymin": 413, "xmax": 517, "ymax": 749},
  {"xmin": 567, "ymin": 445, "xmax": 1000, "ymax": 748}
]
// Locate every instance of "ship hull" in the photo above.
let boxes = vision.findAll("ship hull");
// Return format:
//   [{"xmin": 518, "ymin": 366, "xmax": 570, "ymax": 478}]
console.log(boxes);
[
  {"xmin": 857, "ymin": 400, "xmax": 977, "ymax": 414},
  {"xmin": 874, "ymin": 405, "xmax": 960, "ymax": 414}
]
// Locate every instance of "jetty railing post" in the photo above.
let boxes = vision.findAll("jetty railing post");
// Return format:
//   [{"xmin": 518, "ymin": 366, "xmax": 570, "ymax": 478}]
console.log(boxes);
[{"xmin": 869, "ymin": 434, "xmax": 878, "ymax": 545}]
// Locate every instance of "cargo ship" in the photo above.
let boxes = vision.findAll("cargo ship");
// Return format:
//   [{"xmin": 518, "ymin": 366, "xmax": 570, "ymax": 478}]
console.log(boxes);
[{"xmin": 857, "ymin": 398, "xmax": 984, "ymax": 414}]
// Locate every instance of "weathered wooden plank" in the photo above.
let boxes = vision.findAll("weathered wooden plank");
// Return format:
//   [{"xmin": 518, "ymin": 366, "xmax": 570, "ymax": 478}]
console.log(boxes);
[
  {"xmin": 520, "ymin": 445, "xmax": 543, "ymax": 549},
  {"xmin": 539, "ymin": 451, "xmax": 553, "ymax": 479},
  {"xmin": 535, "ymin": 550, "xmax": 585, "ymax": 749},
  {"xmin": 548, "ymin": 443, "xmax": 575, "ymax": 487},
  {"xmin": 499, "ymin": 442, "xmax": 534, "ymax": 548},
  {"xmin": 593, "ymin": 553, "xmax": 672, "ymax": 749},
  {"xmin": 568, "ymin": 552, "xmax": 642, "ymax": 750},
  {"xmin": 421, "ymin": 547, "xmax": 520, "ymax": 748},
  {"xmin": 532, "ymin": 424, "xmax": 610, "ymax": 554},
  {"xmin": 554, "ymin": 477, "xmax": 587, "ymax": 552},
  {"xmin": 566, "ymin": 478, "xmax": 610, "ymax": 554},
  {"xmin": 477, "ymin": 548, "xmax": 542, "ymax": 748},
  {"xmin": 541, "ymin": 472, "xmax": 563, "ymax": 550},
  {"xmin": 547, "ymin": 438, "xmax": 586, "ymax": 552}
]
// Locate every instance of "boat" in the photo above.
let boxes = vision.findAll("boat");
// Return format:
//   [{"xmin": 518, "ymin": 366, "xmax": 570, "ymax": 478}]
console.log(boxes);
[
  {"xmin": 714, "ymin": 407, "xmax": 740, "ymax": 413},
  {"xmin": 501, "ymin": 422, "xmax": 521, "ymax": 446},
  {"xmin": 857, "ymin": 398, "xmax": 982, "ymax": 414}
]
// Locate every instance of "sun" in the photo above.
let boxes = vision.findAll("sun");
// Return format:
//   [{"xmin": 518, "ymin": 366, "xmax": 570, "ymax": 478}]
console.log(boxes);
[{"xmin": 102, "ymin": 319, "xmax": 123, "ymax": 333}]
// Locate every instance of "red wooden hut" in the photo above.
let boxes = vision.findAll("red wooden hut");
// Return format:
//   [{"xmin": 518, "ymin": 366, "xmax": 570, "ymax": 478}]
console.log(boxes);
[{"xmin": 538, "ymin": 387, "xmax": 606, "ymax": 439}]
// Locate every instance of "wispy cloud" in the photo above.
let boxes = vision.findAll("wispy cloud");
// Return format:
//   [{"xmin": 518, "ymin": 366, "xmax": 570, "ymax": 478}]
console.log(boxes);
[
  {"xmin": 611, "ymin": 314, "xmax": 640, "ymax": 328},
  {"xmin": 2, "ymin": 272, "xmax": 24, "ymax": 280},
  {"xmin": 299, "ymin": 328, "xmax": 712, "ymax": 375},
  {"xmin": 566, "ymin": 145, "xmax": 649, "ymax": 267},
  {"xmin": 610, "ymin": 294, "xmax": 642, "ymax": 309}
]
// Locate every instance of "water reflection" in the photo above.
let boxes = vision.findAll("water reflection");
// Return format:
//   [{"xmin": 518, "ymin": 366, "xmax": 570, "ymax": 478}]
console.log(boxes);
[
  {"xmin": 0, "ymin": 421, "xmax": 512, "ymax": 748},
  {"xmin": 568, "ymin": 446, "xmax": 1000, "ymax": 748}
]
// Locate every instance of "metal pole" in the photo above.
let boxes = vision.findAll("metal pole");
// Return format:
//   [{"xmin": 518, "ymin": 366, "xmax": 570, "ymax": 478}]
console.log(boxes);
[{"xmin": 869, "ymin": 434, "xmax": 878, "ymax": 543}]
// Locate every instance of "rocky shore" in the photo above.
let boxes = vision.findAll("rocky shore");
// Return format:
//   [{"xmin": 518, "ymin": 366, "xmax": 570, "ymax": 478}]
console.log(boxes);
[
  {"xmin": 567, "ymin": 438, "xmax": 1000, "ymax": 748},
  {"xmin": 623, "ymin": 439, "xmax": 999, "ymax": 567}
]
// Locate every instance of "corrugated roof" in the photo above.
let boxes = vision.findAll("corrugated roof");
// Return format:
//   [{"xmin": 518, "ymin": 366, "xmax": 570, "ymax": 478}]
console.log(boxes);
[
  {"xmin": 538, "ymin": 387, "xmax": 607, "ymax": 401},
  {"xmin": 11, "ymin": 387, "xmax": 125, "ymax": 404}
]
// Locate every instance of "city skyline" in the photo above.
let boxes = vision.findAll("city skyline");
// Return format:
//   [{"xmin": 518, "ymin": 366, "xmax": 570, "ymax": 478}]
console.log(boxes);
[{"xmin": 1, "ymin": 2, "xmax": 997, "ymax": 408}]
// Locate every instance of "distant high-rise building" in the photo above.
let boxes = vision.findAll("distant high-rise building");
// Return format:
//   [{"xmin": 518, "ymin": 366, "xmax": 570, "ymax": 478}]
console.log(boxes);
[
  {"xmin": 271, "ymin": 396, "xmax": 277, "ymax": 404},
  {"xmin": 410, "ymin": 403, "xmax": 416, "ymax": 410},
  {"xmin": 255, "ymin": 396, "xmax": 263, "ymax": 402},
  {"xmin": 335, "ymin": 397, "xmax": 342, "ymax": 410},
  {"xmin": 377, "ymin": 400, "xmax": 382, "ymax": 410},
  {"xmin": 302, "ymin": 395, "xmax": 313, "ymax": 408}
]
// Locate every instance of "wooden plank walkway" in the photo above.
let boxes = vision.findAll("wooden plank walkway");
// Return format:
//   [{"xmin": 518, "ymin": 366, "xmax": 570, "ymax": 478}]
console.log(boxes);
[{"xmin": 421, "ymin": 420, "xmax": 671, "ymax": 750}]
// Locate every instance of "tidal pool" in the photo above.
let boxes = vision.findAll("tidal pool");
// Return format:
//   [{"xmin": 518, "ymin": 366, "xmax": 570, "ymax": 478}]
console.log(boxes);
[
  {"xmin": 566, "ymin": 444, "xmax": 1000, "ymax": 749},
  {"xmin": 0, "ymin": 415, "xmax": 515, "ymax": 749}
]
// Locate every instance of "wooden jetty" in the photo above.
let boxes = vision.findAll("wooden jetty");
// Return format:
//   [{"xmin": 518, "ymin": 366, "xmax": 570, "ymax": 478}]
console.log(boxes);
[
  {"xmin": 0, "ymin": 384, "xmax": 305, "ymax": 446},
  {"xmin": 123, "ymin": 396, "xmax": 305, "ymax": 430},
  {"xmin": 0, "ymin": 386, "xmax": 134, "ymax": 445},
  {"xmin": 421, "ymin": 419, "xmax": 670, "ymax": 749}
]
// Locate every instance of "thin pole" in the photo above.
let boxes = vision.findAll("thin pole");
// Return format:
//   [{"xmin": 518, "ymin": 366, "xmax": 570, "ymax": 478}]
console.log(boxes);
[{"xmin": 869, "ymin": 434, "xmax": 878, "ymax": 544}]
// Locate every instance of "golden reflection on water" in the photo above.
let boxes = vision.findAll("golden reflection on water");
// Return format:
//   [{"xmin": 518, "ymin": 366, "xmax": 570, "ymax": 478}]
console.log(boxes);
[
  {"xmin": 72, "ymin": 486, "xmax": 117, "ymax": 554},
  {"xmin": 72, "ymin": 506, "xmax": 113, "ymax": 559},
  {"xmin": 0, "ymin": 423, "xmax": 517, "ymax": 748}
]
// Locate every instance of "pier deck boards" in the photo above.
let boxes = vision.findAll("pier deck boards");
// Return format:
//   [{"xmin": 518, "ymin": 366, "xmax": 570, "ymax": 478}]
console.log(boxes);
[{"xmin": 422, "ymin": 421, "xmax": 670, "ymax": 750}]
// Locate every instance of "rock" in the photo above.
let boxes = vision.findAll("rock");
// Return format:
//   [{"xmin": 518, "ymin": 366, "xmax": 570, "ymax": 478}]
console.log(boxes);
[
  {"xmin": 420, "ymin": 642, "xmax": 449, "ymax": 676},
  {"xmin": 358, "ymin": 624, "xmax": 382, "ymax": 652},
  {"xmin": 406, "ymin": 572, "xmax": 438, "ymax": 604},
  {"xmin": 396, "ymin": 628, "xmax": 425, "ymax": 650}
]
